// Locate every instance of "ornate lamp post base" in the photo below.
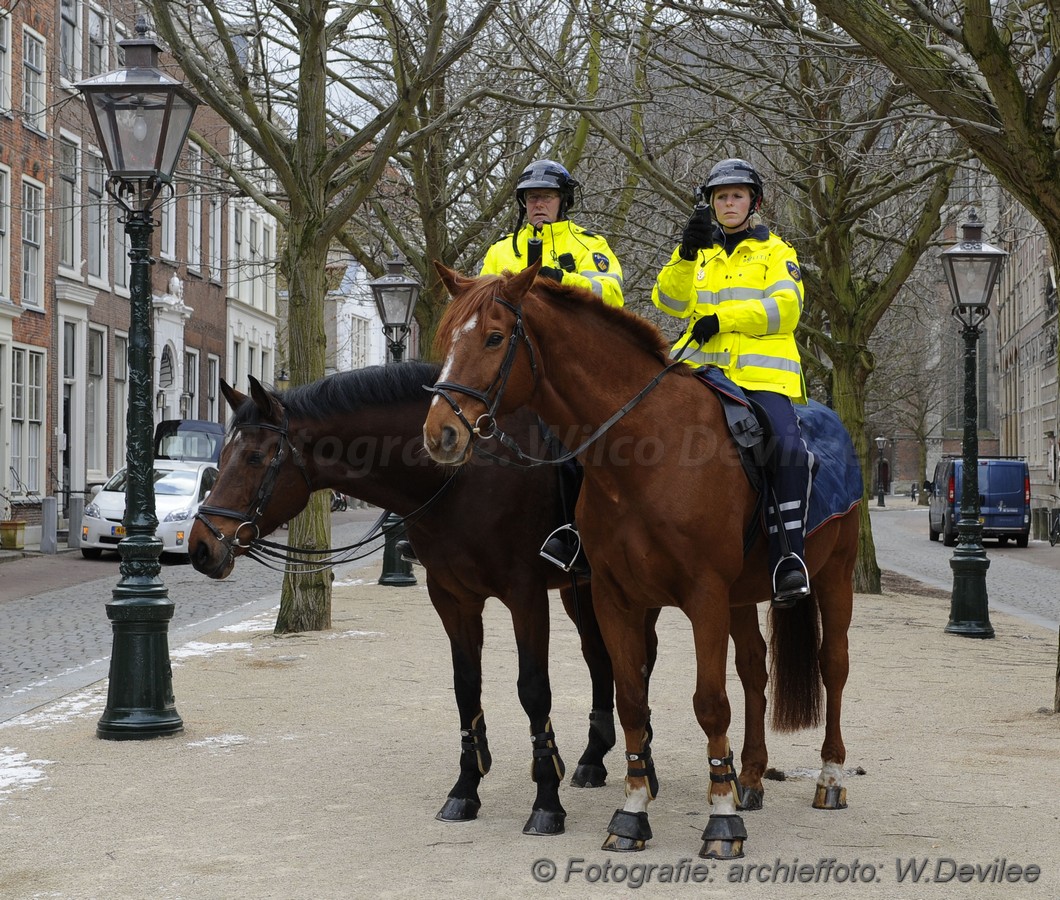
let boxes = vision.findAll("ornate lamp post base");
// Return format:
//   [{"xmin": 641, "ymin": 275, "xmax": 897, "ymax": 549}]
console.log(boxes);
[
  {"xmin": 945, "ymin": 534, "xmax": 994, "ymax": 638},
  {"xmin": 379, "ymin": 513, "xmax": 417, "ymax": 587},
  {"xmin": 97, "ymin": 535, "xmax": 183, "ymax": 739}
]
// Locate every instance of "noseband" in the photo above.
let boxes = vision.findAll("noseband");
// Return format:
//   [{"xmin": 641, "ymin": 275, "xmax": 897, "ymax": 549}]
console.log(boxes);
[
  {"xmin": 430, "ymin": 297, "xmax": 537, "ymax": 439},
  {"xmin": 195, "ymin": 413, "xmax": 312, "ymax": 576}
]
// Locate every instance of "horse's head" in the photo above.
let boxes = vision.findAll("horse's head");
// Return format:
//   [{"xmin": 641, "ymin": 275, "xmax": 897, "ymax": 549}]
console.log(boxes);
[
  {"xmin": 424, "ymin": 262, "xmax": 541, "ymax": 465},
  {"xmin": 189, "ymin": 375, "xmax": 313, "ymax": 578}
]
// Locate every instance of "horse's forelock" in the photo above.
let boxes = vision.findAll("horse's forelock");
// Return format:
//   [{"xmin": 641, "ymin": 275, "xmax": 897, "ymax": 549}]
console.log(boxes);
[{"xmin": 434, "ymin": 272, "xmax": 504, "ymax": 357}]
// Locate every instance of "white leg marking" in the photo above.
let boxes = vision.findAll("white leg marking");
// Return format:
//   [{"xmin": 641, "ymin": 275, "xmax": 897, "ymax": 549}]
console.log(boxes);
[
  {"xmin": 818, "ymin": 760, "xmax": 844, "ymax": 788},
  {"xmin": 708, "ymin": 792, "xmax": 738, "ymax": 817},
  {"xmin": 622, "ymin": 783, "xmax": 651, "ymax": 813}
]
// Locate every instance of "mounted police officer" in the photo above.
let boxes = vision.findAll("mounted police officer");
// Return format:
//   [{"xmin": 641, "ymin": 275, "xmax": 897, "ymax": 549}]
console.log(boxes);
[
  {"xmin": 652, "ymin": 158, "xmax": 813, "ymax": 608},
  {"xmin": 482, "ymin": 159, "xmax": 625, "ymax": 573}
]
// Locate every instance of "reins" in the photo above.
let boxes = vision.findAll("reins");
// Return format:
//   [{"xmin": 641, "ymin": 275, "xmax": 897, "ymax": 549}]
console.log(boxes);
[
  {"xmin": 431, "ymin": 294, "xmax": 684, "ymax": 467},
  {"xmin": 195, "ymin": 409, "xmax": 460, "ymax": 575}
]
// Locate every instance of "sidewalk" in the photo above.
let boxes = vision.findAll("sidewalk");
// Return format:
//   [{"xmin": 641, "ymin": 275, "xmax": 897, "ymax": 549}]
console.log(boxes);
[{"xmin": 1, "ymin": 564, "xmax": 1057, "ymax": 899}]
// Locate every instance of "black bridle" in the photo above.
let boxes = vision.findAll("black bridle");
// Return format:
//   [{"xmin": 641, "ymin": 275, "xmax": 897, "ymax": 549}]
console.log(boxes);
[
  {"xmin": 430, "ymin": 295, "xmax": 683, "ymax": 467},
  {"xmin": 431, "ymin": 297, "xmax": 538, "ymax": 442},
  {"xmin": 194, "ymin": 414, "xmax": 313, "ymax": 577}
]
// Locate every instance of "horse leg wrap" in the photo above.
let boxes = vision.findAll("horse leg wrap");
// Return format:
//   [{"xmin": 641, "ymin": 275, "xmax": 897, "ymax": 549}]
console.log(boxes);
[
  {"xmin": 530, "ymin": 719, "xmax": 566, "ymax": 782},
  {"xmin": 699, "ymin": 814, "xmax": 747, "ymax": 860},
  {"xmin": 709, "ymin": 750, "xmax": 746, "ymax": 809},
  {"xmin": 602, "ymin": 809, "xmax": 652, "ymax": 852},
  {"xmin": 589, "ymin": 707, "xmax": 616, "ymax": 749},
  {"xmin": 626, "ymin": 746, "xmax": 659, "ymax": 799},
  {"xmin": 460, "ymin": 712, "xmax": 492, "ymax": 776}
]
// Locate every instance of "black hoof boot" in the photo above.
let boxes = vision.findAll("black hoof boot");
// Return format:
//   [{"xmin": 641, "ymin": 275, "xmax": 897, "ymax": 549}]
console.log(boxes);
[
  {"xmin": 436, "ymin": 796, "xmax": 481, "ymax": 822},
  {"xmin": 699, "ymin": 814, "xmax": 747, "ymax": 859},
  {"xmin": 571, "ymin": 762, "xmax": 608, "ymax": 788},
  {"xmin": 523, "ymin": 808, "xmax": 566, "ymax": 836},
  {"xmin": 602, "ymin": 809, "xmax": 652, "ymax": 852}
]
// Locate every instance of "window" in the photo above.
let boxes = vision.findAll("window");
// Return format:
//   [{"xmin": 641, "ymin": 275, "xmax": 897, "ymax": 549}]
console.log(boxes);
[
  {"xmin": 87, "ymin": 328, "xmax": 104, "ymax": 470},
  {"xmin": 207, "ymin": 355, "xmax": 219, "ymax": 420},
  {"xmin": 112, "ymin": 206, "xmax": 128, "ymax": 291},
  {"xmin": 350, "ymin": 316, "xmax": 370, "ymax": 369},
  {"xmin": 22, "ymin": 29, "xmax": 46, "ymax": 131},
  {"xmin": 0, "ymin": 13, "xmax": 10, "ymax": 112},
  {"xmin": 187, "ymin": 146, "xmax": 202, "ymax": 271},
  {"xmin": 0, "ymin": 167, "xmax": 8, "ymax": 300},
  {"xmin": 11, "ymin": 347, "xmax": 44, "ymax": 494},
  {"xmin": 58, "ymin": 138, "xmax": 78, "ymax": 271},
  {"xmin": 21, "ymin": 180, "xmax": 43, "ymax": 307},
  {"xmin": 87, "ymin": 7, "xmax": 106, "ymax": 77},
  {"xmin": 208, "ymin": 195, "xmax": 222, "ymax": 281},
  {"xmin": 60, "ymin": 0, "xmax": 79, "ymax": 82},
  {"xmin": 87, "ymin": 153, "xmax": 106, "ymax": 280},
  {"xmin": 113, "ymin": 335, "xmax": 128, "ymax": 470},
  {"xmin": 231, "ymin": 339, "xmax": 242, "ymax": 390},
  {"xmin": 183, "ymin": 350, "xmax": 198, "ymax": 418},
  {"xmin": 159, "ymin": 192, "xmax": 176, "ymax": 259}
]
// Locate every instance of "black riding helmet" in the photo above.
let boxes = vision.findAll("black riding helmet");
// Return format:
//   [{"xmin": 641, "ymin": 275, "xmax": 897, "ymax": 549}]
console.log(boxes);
[
  {"xmin": 511, "ymin": 159, "xmax": 581, "ymax": 257},
  {"xmin": 516, "ymin": 159, "xmax": 580, "ymax": 217},
  {"xmin": 703, "ymin": 158, "xmax": 764, "ymax": 213}
]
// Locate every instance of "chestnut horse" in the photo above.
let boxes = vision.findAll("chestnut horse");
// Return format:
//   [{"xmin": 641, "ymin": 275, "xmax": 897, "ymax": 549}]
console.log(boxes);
[{"xmin": 422, "ymin": 264, "xmax": 859, "ymax": 859}]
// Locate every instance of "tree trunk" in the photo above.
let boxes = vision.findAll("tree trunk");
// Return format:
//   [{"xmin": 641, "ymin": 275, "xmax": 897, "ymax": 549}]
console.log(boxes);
[
  {"xmin": 831, "ymin": 348, "xmax": 880, "ymax": 593},
  {"xmin": 275, "ymin": 217, "xmax": 332, "ymax": 633}
]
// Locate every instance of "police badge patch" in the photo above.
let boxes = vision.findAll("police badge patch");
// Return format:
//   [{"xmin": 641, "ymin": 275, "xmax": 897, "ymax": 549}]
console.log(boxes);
[
  {"xmin": 593, "ymin": 252, "xmax": 610, "ymax": 272},
  {"xmin": 787, "ymin": 260, "xmax": 802, "ymax": 282}
]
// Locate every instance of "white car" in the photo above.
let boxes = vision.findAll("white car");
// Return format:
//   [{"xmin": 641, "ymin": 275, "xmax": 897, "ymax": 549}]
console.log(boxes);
[{"xmin": 81, "ymin": 460, "xmax": 219, "ymax": 560}]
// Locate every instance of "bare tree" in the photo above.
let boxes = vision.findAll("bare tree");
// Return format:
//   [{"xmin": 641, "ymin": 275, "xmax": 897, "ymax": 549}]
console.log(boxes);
[{"xmin": 147, "ymin": 0, "xmax": 498, "ymax": 631}]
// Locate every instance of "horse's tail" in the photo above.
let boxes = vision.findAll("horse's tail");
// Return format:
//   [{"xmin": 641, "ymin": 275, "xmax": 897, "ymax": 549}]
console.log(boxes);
[{"xmin": 768, "ymin": 595, "xmax": 822, "ymax": 732}]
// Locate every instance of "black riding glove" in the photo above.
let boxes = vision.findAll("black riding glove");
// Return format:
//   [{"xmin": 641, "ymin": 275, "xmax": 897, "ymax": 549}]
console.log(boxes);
[
  {"xmin": 691, "ymin": 314, "xmax": 719, "ymax": 344},
  {"xmin": 679, "ymin": 206, "xmax": 714, "ymax": 260},
  {"xmin": 539, "ymin": 266, "xmax": 565, "ymax": 282}
]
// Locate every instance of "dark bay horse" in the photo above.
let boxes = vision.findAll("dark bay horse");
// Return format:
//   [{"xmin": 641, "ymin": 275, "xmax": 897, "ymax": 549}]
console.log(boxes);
[
  {"xmin": 422, "ymin": 263, "xmax": 859, "ymax": 859},
  {"xmin": 188, "ymin": 366, "xmax": 631, "ymax": 836}
]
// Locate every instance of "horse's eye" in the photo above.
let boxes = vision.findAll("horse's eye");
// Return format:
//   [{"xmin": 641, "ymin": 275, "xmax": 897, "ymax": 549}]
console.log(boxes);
[
  {"xmin": 248, "ymin": 452, "xmax": 266, "ymax": 465},
  {"xmin": 486, "ymin": 332, "xmax": 505, "ymax": 348}
]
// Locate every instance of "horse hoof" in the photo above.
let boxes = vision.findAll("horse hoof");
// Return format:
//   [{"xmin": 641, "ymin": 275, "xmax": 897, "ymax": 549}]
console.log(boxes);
[
  {"xmin": 571, "ymin": 763, "xmax": 607, "ymax": 788},
  {"xmin": 436, "ymin": 796, "xmax": 481, "ymax": 822},
  {"xmin": 738, "ymin": 787, "xmax": 764, "ymax": 811},
  {"xmin": 812, "ymin": 784, "xmax": 847, "ymax": 810},
  {"xmin": 602, "ymin": 833, "xmax": 647, "ymax": 852},
  {"xmin": 699, "ymin": 814, "xmax": 747, "ymax": 860},
  {"xmin": 602, "ymin": 808, "xmax": 651, "ymax": 851},
  {"xmin": 523, "ymin": 809, "xmax": 566, "ymax": 836}
]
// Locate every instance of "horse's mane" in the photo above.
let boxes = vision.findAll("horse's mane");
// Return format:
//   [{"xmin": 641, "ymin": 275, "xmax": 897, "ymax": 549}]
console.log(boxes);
[
  {"xmin": 435, "ymin": 270, "xmax": 673, "ymax": 364},
  {"xmin": 232, "ymin": 361, "xmax": 441, "ymax": 428}
]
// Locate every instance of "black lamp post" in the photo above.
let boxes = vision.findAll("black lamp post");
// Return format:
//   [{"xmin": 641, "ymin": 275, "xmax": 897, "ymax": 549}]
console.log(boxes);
[
  {"xmin": 76, "ymin": 21, "xmax": 199, "ymax": 737},
  {"xmin": 368, "ymin": 254, "xmax": 421, "ymax": 587},
  {"xmin": 941, "ymin": 212, "xmax": 1007, "ymax": 639},
  {"xmin": 875, "ymin": 435, "xmax": 887, "ymax": 507}
]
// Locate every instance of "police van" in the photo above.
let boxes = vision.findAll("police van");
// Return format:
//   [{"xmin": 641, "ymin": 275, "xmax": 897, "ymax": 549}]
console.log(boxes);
[{"xmin": 927, "ymin": 456, "xmax": 1030, "ymax": 547}]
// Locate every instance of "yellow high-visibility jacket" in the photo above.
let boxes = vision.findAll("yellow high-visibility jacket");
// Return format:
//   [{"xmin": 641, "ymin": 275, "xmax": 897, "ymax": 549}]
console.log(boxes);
[
  {"xmin": 652, "ymin": 225, "xmax": 806, "ymax": 401},
  {"xmin": 480, "ymin": 219, "xmax": 624, "ymax": 308}
]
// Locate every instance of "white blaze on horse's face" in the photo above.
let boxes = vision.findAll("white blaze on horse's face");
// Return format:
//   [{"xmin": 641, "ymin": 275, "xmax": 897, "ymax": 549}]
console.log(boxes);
[{"xmin": 431, "ymin": 312, "xmax": 479, "ymax": 410}]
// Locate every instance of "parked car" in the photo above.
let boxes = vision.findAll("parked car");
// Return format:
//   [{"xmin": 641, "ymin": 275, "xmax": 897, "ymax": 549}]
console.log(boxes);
[
  {"xmin": 153, "ymin": 419, "xmax": 224, "ymax": 464},
  {"xmin": 80, "ymin": 460, "xmax": 220, "ymax": 559},
  {"xmin": 927, "ymin": 456, "xmax": 1030, "ymax": 547}
]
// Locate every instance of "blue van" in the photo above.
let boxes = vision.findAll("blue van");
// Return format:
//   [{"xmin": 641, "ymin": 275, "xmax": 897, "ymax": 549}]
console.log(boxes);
[{"xmin": 927, "ymin": 456, "xmax": 1030, "ymax": 547}]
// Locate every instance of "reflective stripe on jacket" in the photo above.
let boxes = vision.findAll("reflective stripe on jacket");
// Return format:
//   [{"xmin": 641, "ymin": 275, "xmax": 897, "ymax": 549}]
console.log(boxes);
[
  {"xmin": 652, "ymin": 225, "xmax": 805, "ymax": 401},
  {"xmin": 480, "ymin": 219, "xmax": 624, "ymax": 308}
]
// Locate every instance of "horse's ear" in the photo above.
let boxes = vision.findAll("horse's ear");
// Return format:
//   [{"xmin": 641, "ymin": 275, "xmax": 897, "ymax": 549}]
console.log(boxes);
[
  {"xmin": 507, "ymin": 260, "xmax": 540, "ymax": 301},
  {"xmin": 220, "ymin": 379, "xmax": 246, "ymax": 413},
  {"xmin": 434, "ymin": 261, "xmax": 473, "ymax": 297},
  {"xmin": 248, "ymin": 375, "xmax": 283, "ymax": 424}
]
